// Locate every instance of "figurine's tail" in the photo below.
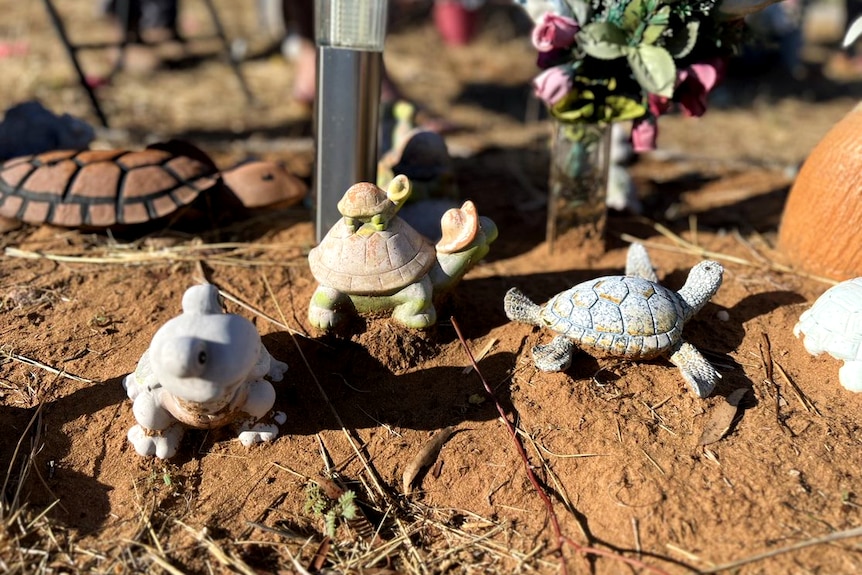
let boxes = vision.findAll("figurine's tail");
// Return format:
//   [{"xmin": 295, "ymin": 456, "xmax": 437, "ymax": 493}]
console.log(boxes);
[{"xmin": 504, "ymin": 288, "xmax": 542, "ymax": 325}]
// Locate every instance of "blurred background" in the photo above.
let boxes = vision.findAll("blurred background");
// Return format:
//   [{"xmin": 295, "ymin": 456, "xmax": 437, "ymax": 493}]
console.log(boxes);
[{"xmin": 1, "ymin": 0, "xmax": 861, "ymax": 227}]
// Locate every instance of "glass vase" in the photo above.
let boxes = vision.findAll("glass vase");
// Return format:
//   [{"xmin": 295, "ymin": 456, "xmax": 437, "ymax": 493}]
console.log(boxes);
[{"xmin": 546, "ymin": 121, "xmax": 611, "ymax": 253}]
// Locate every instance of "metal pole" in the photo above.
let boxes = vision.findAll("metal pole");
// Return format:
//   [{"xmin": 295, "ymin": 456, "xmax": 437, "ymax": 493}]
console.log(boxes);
[{"xmin": 313, "ymin": 47, "xmax": 383, "ymax": 242}]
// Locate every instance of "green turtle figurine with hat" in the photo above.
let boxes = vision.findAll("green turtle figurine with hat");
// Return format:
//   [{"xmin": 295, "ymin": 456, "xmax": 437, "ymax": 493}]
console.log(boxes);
[{"xmin": 308, "ymin": 174, "xmax": 497, "ymax": 330}]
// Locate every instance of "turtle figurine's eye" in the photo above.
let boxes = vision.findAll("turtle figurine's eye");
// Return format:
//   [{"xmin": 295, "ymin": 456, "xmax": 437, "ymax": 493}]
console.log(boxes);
[{"xmin": 198, "ymin": 351, "xmax": 207, "ymax": 365}]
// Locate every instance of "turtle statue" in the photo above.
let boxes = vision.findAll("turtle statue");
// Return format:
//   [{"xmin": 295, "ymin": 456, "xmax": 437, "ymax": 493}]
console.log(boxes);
[
  {"xmin": 124, "ymin": 283, "xmax": 289, "ymax": 459},
  {"xmin": 377, "ymin": 102, "xmax": 459, "ymax": 241},
  {"xmin": 504, "ymin": 243, "xmax": 724, "ymax": 398},
  {"xmin": 0, "ymin": 139, "xmax": 306, "ymax": 232},
  {"xmin": 307, "ymin": 174, "xmax": 498, "ymax": 330},
  {"xmin": 794, "ymin": 277, "xmax": 862, "ymax": 392},
  {"xmin": 377, "ymin": 102, "xmax": 457, "ymax": 203}
]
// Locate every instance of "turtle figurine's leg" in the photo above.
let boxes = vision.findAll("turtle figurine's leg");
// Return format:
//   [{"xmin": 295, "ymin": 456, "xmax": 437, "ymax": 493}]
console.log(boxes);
[
  {"xmin": 625, "ymin": 243, "xmax": 658, "ymax": 282},
  {"xmin": 128, "ymin": 390, "xmax": 185, "ymax": 459},
  {"xmin": 236, "ymin": 379, "xmax": 284, "ymax": 446},
  {"xmin": 308, "ymin": 286, "xmax": 353, "ymax": 330},
  {"xmin": 267, "ymin": 355, "xmax": 288, "ymax": 381},
  {"xmin": 249, "ymin": 345, "xmax": 288, "ymax": 382},
  {"xmin": 532, "ymin": 336, "xmax": 575, "ymax": 372},
  {"xmin": 123, "ymin": 350, "xmax": 153, "ymax": 401},
  {"xmin": 123, "ymin": 372, "xmax": 143, "ymax": 401},
  {"xmin": 238, "ymin": 411, "xmax": 287, "ymax": 446},
  {"xmin": 391, "ymin": 276, "xmax": 436, "ymax": 329},
  {"xmin": 838, "ymin": 360, "xmax": 862, "ymax": 392},
  {"xmin": 668, "ymin": 341, "xmax": 720, "ymax": 398}
]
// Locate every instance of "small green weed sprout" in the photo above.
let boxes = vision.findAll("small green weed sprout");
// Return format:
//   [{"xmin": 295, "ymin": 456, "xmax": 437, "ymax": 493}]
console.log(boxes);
[{"xmin": 304, "ymin": 482, "xmax": 359, "ymax": 538}]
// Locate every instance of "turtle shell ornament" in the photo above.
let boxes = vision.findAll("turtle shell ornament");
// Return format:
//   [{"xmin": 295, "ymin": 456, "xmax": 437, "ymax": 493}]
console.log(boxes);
[
  {"xmin": 0, "ymin": 140, "xmax": 306, "ymax": 231},
  {"xmin": 504, "ymin": 243, "xmax": 724, "ymax": 398},
  {"xmin": 794, "ymin": 277, "xmax": 862, "ymax": 392}
]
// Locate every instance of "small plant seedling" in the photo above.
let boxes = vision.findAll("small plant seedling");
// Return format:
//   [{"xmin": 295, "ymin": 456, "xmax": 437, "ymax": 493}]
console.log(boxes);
[{"xmin": 304, "ymin": 482, "xmax": 358, "ymax": 538}]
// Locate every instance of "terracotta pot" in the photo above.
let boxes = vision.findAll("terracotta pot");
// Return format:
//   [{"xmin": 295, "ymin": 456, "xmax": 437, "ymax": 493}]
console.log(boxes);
[{"xmin": 778, "ymin": 102, "xmax": 862, "ymax": 281}]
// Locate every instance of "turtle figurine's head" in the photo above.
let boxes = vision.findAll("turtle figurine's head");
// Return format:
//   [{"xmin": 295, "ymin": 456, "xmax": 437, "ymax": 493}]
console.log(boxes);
[
  {"xmin": 336, "ymin": 175, "xmax": 412, "ymax": 234},
  {"xmin": 149, "ymin": 284, "xmax": 261, "ymax": 405}
]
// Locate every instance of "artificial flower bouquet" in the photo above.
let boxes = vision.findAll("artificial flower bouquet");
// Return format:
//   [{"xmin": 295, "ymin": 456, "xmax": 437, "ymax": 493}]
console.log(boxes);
[{"xmin": 518, "ymin": 0, "xmax": 755, "ymax": 151}]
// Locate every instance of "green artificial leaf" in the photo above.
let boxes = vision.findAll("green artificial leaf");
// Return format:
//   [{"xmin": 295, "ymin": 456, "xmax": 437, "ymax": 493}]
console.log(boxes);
[
  {"xmin": 628, "ymin": 44, "xmax": 676, "ymax": 96},
  {"xmin": 603, "ymin": 95, "xmax": 648, "ymax": 121},
  {"xmin": 622, "ymin": 0, "xmax": 644, "ymax": 34},
  {"xmin": 552, "ymin": 102, "xmax": 595, "ymax": 123},
  {"xmin": 561, "ymin": 124, "xmax": 589, "ymax": 144},
  {"xmin": 565, "ymin": 0, "xmax": 591, "ymax": 25},
  {"xmin": 579, "ymin": 22, "xmax": 630, "ymax": 60},
  {"xmin": 642, "ymin": 23, "xmax": 666, "ymax": 45},
  {"xmin": 665, "ymin": 20, "xmax": 699, "ymax": 58},
  {"xmin": 649, "ymin": 5, "xmax": 671, "ymax": 26}
]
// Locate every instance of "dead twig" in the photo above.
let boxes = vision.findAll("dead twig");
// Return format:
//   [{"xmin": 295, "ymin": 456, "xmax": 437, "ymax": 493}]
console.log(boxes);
[
  {"xmin": 402, "ymin": 427, "xmax": 456, "ymax": 495},
  {"xmin": 773, "ymin": 360, "xmax": 820, "ymax": 416},
  {"xmin": 0, "ymin": 348, "xmax": 95, "ymax": 384},
  {"xmin": 4, "ymin": 243, "xmax": 305, "ymax": 268},
  {"xmin": 759, "ymin": 333, "xmax": 791, "ymax": 436},
  {"xmin": 461, "ymin": 338, "xmax": 497, "ymax": 374},
  {"xmin": 620, "ymin": 221, "xmax": 838, "ymax": 286},
  {"xmin": 699, "ymin": 525, "xmax": 862, "ymax": 573}
]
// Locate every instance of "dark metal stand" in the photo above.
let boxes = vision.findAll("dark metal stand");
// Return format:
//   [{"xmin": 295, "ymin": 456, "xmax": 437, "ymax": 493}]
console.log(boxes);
[
  {"xmin": 199, "ymin": 0, "xmax": 255, "ymax": 105},
  {"xmin": 41, "ymin": 0, "xmax": 110, "ymax": 127}
]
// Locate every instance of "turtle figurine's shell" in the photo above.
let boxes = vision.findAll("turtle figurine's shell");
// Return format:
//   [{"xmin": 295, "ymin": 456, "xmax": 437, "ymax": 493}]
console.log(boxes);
[
  {"xmin": 542, "ymin": 276, "xmax": 685, "ymax": 358},
  {"xmin": 308, "ymin": 216, "xmax": 435, "ymax": 295},
  {"xmin": 794, "ymin": 278, "xmax": 862, "ymax": 369},
  {"xmin": 337, "ymin": 182, "xmax": 391, "ymax": 219},
  {"xmin": 0, "ymin": 141, "xmax": 219, "ymax": 228}
]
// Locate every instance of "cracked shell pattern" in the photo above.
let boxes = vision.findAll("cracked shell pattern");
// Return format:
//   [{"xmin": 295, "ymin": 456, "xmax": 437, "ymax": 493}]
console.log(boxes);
[{"xmin": 540, "ymin": 276, "xmax": 685, "ymax": 359}]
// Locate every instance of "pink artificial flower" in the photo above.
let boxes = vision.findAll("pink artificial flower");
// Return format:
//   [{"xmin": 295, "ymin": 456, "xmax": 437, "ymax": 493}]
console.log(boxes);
[
  {"xmin": 632, "ymin": 59, "xmax": 727, "ymax": 153},
  {"xmin": 647, "ymin": 93, "xmax": 672, "ymax": 117},
  {"xmin": 533, "ymin": 66, "xmax": 572, "ymax": 106},
  {"xmin": 631, "ymin": 116, "xmax": 658, "ymax": 152},
  {"xmin": 531, "ymin": 12, "xmax": 579, "ymax": 52},
  {"xmin": 674, "ymin": 59, "xmax": 727, "ymax": 117}
]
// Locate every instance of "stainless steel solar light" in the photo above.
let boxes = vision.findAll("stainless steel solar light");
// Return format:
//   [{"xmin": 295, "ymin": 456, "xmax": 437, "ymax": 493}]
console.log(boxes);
[{"xmin": 314, "ymin": 0, "xmax": 389, "ymax": 242}]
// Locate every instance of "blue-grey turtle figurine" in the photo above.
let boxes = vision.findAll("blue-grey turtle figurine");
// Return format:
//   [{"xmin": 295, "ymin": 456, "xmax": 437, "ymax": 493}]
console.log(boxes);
[{"xmin": 504, "ymin": 243, "xmax": 724, "ymax": 397}]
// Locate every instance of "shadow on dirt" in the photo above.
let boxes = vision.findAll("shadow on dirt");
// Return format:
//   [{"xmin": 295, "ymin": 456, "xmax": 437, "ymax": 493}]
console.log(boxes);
[
  {"xmin": 1, "ymin": 378, "xmax": 127, "ymax": 534},
  {"xmin": 273, "ymin": 334, "xmax": 518, "ymax": 434}
]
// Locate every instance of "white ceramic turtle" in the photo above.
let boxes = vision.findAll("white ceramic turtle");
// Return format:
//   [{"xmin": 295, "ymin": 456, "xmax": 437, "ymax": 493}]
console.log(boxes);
[
  {"xmin": 307, "ymin": 174, "xmax": 498, "ymax": 330},
  {"xmin": 124, "ymin": 283, "xmax": 288, "ymax": 459},
  {"xmin": 504, "ymin": 243, "xmax": 724, "ymax": 397},
  {"xmin": 793, "ymin": 277, "xmax": 862, "ymax": 392}
]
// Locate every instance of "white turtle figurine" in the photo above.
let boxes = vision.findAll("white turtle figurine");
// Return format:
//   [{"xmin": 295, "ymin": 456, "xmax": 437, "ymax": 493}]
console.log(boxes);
[
  {"xmin": 307, "ymin": 174, "xmax": 497, "ymax": 330},
  {"xmin": 794, "ymin": 277, "xmax": 862, "ymax": 392},
  {"xmin": 504, "ymin": 243, "xmax": 724, "ymax": 398},
  {"xmin": 124, "ymin": 283, "xmax": 288, "ymax": 459}
]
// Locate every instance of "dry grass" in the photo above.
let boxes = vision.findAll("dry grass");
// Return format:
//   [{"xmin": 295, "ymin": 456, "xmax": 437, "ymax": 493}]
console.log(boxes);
[{"xmin": 1, "ymin": 407, "xmax": 66, "ymax": 574}]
